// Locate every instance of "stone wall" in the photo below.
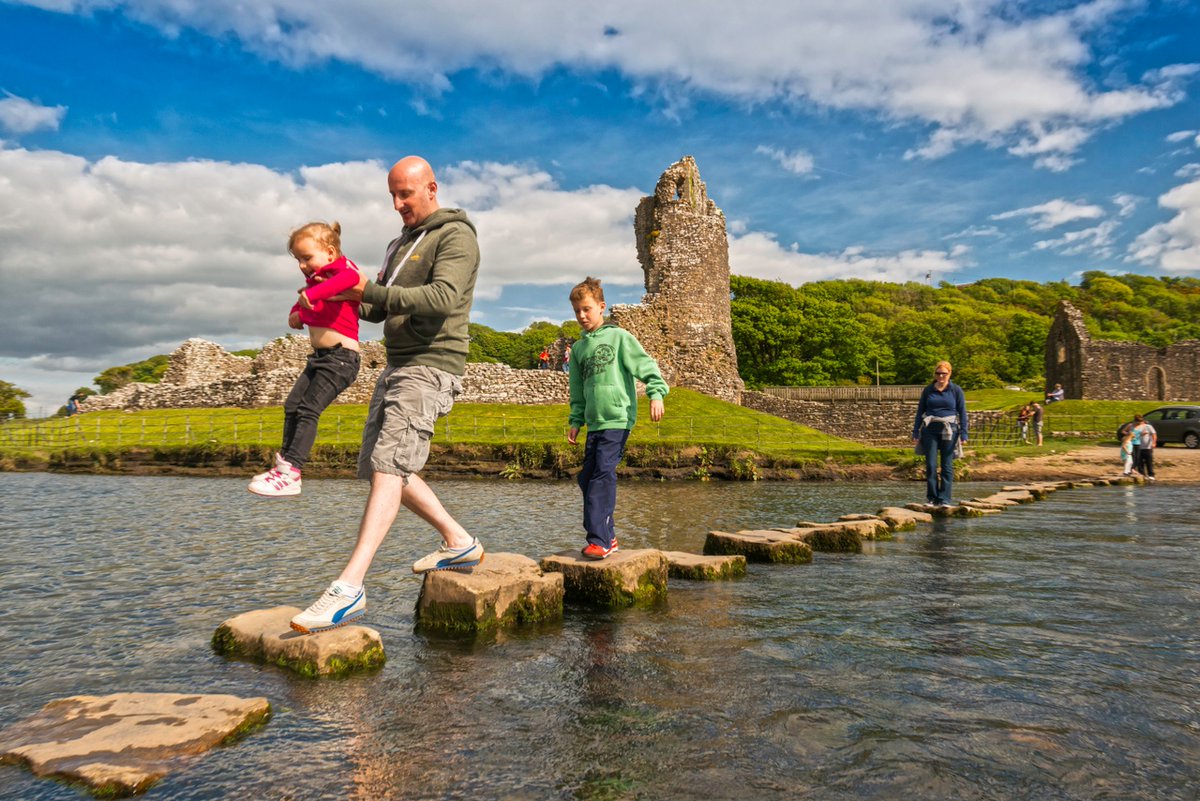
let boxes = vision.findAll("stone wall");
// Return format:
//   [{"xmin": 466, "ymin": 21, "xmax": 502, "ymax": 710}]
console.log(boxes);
[
  {"xmin": 1046, "ymin": 300, "xmax": 1200, "ymax": 401},
  {"xmin": 80, "ymin": 337, "xmax": 569, "ymax": 412},
  {"xmin": 741, "ymin": 391, "xmax": 915, "ymax": 443},
  {"xmin": 609, "ymin": 156, "xmax": 744, "ymax": 403}
]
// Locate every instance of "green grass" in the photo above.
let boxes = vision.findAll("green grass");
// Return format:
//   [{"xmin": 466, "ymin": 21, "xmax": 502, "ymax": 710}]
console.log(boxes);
[{"xmin": 0, "ymin": 388, "xmax": 896, "ymax": 461}]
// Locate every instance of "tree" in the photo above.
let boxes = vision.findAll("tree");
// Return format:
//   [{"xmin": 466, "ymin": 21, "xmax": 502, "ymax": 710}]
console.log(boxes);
[{"xmin": 0, "ymin": 379, "xmax": 31, "ymax": 419}]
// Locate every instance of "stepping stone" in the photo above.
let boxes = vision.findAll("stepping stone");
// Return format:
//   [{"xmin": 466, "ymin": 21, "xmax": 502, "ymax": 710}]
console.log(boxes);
[
  {"xmin": 415, "ymin": 552, "xmax": 563, "ymax": 633},
  {"xmin": 662, "ymin": 551, "xmax": 746, "ymax": 580},
  {"xmin": 0, "ymin": 692, "xmax": 269, "ymax": 797},
  {"xmin": 830, "ymin": 516, "xmax": 894, "ymax": 541},
  {"xmin": 1002, "ymin": 484, "xmax": 1056, "ymax": 499},
  {"xmin": 704, "ymin": 530, "xmax": 813, "ymax": 564},
  {"xmin": 958, "ymin": 501, "xmax": 1004, "ymax": 515},
  {"xmin": 903, "ymin": 503, "xmax": 984, "ymax": 518},
  {"xmin": 876, "ymin": 506, "xmax": 932, "ymax": 531},
  {"xmin": 540, "ymin": 548, "xmax": 668, "ymax": 607},
  {"xmin": 791, "ymin": 523, "xmax": 864, "ymax": 553},
  {"xmin": 212, "ymin": 606, "xmax": 384, "ymax": 678}
]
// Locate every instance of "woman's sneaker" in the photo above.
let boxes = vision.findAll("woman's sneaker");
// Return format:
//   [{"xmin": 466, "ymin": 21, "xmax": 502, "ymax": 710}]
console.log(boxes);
[
  {"xmin": 290, "ymin": 582, "xmax": 366, "ymax": 634},
  {"xmin": 581, "ymin": 538, "xmax": 619, "ymax": 560},
  {"xmin": 248, "ymin": 467, "xmax": 301, "ymax": 497},
  {"xmin": 412, "ymin": 537, "xmax": 485, "ymax": 573}
]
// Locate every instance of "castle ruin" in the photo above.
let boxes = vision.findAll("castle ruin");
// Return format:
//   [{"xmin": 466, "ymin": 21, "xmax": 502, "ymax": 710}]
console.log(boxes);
[
  {"xmin": 1045, "ymin": 300, "xmax": 1200, "ymax": 401},
  {"xmin": 608, "ymin": 156, "xmax": 744, "ymax": 402}
]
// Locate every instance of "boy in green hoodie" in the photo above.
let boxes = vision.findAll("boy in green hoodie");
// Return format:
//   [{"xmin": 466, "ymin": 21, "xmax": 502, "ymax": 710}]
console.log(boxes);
[{"xmin": 567, "ymin": 277, "xmax": 669, "ymax": 559}]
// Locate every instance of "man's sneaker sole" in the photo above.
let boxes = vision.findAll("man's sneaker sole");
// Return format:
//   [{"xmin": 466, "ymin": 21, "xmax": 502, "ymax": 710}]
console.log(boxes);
[{"xmin": 289, "ymin": 607, "xmax": 365, "ymax": 635}]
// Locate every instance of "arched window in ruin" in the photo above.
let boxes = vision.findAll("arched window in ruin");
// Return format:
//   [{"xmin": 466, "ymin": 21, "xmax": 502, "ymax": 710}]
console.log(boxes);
[
  {"xmin": 1056, "ymin": 341, "xmax": 1066, "ymax": 364},
  {"xmin": 1147, "ymin": 366, "xmax": 1167, "ymax": 401},
  {"xmin": 1108, "ymin": 362, "xmax": 1122, "ymax": 383}
]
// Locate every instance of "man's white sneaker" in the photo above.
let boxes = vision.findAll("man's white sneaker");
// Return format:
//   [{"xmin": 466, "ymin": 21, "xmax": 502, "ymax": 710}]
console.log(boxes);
[
  {"xmin": 290, "ymin": 583, "xmax": 366, "ymax": 634},
  {"xmin": 412, "ymin": 537, "xmax": 485, "ymax": 573},
  {"xmin": 248, "ymin": 467, "xmax": 301, "ymax": 497}
]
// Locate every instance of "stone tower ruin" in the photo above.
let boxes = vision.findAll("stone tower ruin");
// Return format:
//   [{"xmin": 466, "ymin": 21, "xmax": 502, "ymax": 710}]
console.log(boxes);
[{"xmin": 609, "ymin": 156, "xmax": 744, "ymax": 402}]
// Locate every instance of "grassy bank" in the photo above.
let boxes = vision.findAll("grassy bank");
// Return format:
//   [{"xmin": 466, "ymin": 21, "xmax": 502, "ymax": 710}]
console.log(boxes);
[{"xmin": 0, "ymin": 388, "xmax": 907, "ymax": 479}]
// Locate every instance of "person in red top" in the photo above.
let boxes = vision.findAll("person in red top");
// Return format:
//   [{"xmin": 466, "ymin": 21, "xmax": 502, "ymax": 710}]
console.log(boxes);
[{"xmin": 249, "ymin": 221, "xmax": 362, "ymax": 497}]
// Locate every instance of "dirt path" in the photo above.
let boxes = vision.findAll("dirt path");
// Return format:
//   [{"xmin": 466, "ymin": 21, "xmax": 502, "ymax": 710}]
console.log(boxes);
[{"xmin": 968, "ymin": 444, "xmax": 1200, "ymax": 482}]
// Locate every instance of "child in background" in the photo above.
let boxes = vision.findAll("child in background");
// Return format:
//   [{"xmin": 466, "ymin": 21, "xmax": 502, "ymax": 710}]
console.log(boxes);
[
  {"xmin": 248, "ymin": 222, "xmax": 362, "ymax": 497},
  {"xmin": 1120, "ymin": 429, "xmax": 1134, "ymax": 475},
  {"xmin": 567, "ymin": 277, "xmax": 668, "ymax": 559}
]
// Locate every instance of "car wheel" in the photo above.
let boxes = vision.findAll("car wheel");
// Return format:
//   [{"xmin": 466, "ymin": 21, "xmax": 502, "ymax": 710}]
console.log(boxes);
[{"xmin": 1185, "ymin": 432, "xmax": 1199, "ymax": 449}]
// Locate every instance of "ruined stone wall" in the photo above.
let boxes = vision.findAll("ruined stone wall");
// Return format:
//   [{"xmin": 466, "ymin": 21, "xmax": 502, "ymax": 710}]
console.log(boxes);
[
  {"xmin": 80, "ymin": 337, "xmax": 568, "ymax": 412},
  {"xmin": 609, "ymin": 156, "xmax": 744, "ymax": 403},
  {"xmin": 741, "ymin": 391, "xmax": 915, "ymax": 443},
  {"xmin": 1046, "ymin": 300, "xmax": 1200, "ymax": 401}
]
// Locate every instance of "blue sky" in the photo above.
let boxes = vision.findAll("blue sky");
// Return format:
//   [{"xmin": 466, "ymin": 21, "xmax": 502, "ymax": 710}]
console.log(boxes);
[{"xmin": 2, "ymin": 0, "xmax": 1199, "ymax": 414}]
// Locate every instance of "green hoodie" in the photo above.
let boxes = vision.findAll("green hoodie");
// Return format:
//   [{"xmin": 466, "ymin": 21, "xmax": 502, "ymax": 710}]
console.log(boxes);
[
  {"xmin": 359, "ymin": 208, "xmax": 479, "ymax": 375},
  {"xmin": 568, "ymin": 323, "xmax": 669, "ymax": 432}
]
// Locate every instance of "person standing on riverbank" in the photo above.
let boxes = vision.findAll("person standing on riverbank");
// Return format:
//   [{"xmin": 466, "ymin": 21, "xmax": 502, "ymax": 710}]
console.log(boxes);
[
  {"xmin": 290, "ymin": 156, "xmax": 484, "ymax": 634},
  {"xmin": 248, "ymin": 221, "xmax": 362, "ymax": 497},
  {"xmin": 1030, "ymin": 401, "xmax": 1044, "ymax": 447},
  {"xmin": 567, "ymin": 277, "xmax": 668, "ymax": 559},
  {"xmin": 1132, "ymin": 413, "xmax": 1157, "ymax": 481},
  {"xmin": 912, "ymin": 360, "xmax": 968, "ymax": 507}
]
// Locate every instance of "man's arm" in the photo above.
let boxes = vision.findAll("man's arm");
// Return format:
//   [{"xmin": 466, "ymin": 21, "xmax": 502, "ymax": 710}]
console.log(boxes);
[{"xmin": 360, "ymin": 226, "xmax": 479, "ymax": 317}]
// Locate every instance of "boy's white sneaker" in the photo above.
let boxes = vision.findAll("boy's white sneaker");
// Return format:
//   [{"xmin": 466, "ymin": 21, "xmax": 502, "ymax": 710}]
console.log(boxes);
[
  {"xmin": 248, "ymin": 467, "xmax": 301, "ymax": 497},
  {"xmin": 290, "ymin": 583, "xmax": 366, "ymax": 634}
]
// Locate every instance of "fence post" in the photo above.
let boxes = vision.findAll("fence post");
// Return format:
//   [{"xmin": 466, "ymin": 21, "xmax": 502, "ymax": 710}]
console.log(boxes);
[
  {"xmin": 502, "ymin": 414, "xmax": 507, "ymax": 438},
  {"xmin": 186, "ymin": 416, "xmax": 191, "ymax": 444}
]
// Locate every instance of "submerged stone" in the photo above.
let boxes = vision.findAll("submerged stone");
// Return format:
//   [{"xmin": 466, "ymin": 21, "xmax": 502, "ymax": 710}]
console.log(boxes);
[
  {"xmin": 0, "ymin": 692, "xmax": 269, "ymax": 797},
  {"xmin": 415, "ymin": 552, "xmax": 564, "ymax": 633},
  {"xmin": 790, "ymin": 523, "xmax": 864, "ymax": 553},
  {"xmin": 703, "ymin": 530, "xmax": 813, "ymax": 564},
  {"xmin": 541, "ymin": 549, "xmax": 669, "ymax": 607},
  {"xmin": 212, "ymin": 606, "xmax": 384, "ymax": 678},
  {"xmin": 662, "ymin": 550, "xmax": 746, "ymax": 580}
]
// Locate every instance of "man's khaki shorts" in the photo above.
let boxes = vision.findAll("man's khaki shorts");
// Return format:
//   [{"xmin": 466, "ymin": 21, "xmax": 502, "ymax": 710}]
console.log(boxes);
[{"xmin": 358, "ymin": 365, "xmax": 461, "ymax": 480}]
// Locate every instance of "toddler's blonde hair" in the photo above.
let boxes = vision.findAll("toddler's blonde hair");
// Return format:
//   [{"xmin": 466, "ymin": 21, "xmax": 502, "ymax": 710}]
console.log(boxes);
[{"xmin": 288, "ymin": 221, "xmax": 342, "ymax": 255}]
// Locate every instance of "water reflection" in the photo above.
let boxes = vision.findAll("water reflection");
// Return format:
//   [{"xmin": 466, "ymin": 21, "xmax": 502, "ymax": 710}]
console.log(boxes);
[{"xmin": 0, "ymin": 474, "xmax": 1197, "ymax": 800}]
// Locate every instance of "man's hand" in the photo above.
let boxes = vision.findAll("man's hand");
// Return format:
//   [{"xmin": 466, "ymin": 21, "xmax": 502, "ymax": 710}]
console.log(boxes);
[
  {"xmin": 567, "ymin": 426, "xmax": 580, "ymax": 445},
  {"xmin": 328, "ymin": 273, "xmax": 368, "ymax": 303},
  {"xmin": 297, "ymin": 290, "xmax": 314, "ymax": 311},
  {"xmin": 649, "ymin": 398, "xmax": 664, "ymax": 422},
  {"xmin": 288, "ymin": 311, "xmax": 302, "ymax": 330}
]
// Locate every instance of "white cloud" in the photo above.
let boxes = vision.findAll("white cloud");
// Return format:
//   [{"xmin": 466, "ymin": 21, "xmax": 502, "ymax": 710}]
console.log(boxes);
[
  {"xmin": 755, "ymin": 145, "xmax": 815, "ymax": 176},
  {"xmin": 729, "ymin": 231, "xmax": 966, "ymax": 285},
  {"xmin": 991, "ymin": 198, "xmax": 1105, "ymax": 230},
  {"xmin": 19, "ymin": 0, "xmax": 1197, "ymax": 165},
  {"xmin": 1112, "ymin": 193, "xmax": 1138, "ymax": 217},
  {"xmin": 0, "ymin": 92, "xmax": 66, "ymax": 134},
  {"xmin": 1033, "ymin": 219, "xmax": 1118, "ymax": 257},
  {"xmin": 1174, "ymin": 163, "xmax": 1200, "ymax": 179},
  {"xmin": 945, "ymin": 224, "xmax": 1001, "ymax": 239},
  {"xmin": 1129, "ymin": 179, "xmax": 1200, "ymax": 273},
  {"xmin": 1165, "ymin": 129, "xmax": 1197, "ymax": 143}
]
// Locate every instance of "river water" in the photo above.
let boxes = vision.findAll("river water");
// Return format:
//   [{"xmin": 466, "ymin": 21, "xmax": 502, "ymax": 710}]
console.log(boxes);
[{"xmin": 0, "ymin": 473, "xmax": 1197, "ymax": 800}]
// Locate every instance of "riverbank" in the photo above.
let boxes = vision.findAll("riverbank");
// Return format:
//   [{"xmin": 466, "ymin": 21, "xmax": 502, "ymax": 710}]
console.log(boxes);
[{"xmin": 2, "ymin": 441, "xmax": 1196, "ymax": 481}]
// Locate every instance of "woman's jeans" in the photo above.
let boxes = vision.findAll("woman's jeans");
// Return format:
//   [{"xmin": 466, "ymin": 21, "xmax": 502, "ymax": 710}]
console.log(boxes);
[{"xmin": 921, "ymin": 424, "xmax": 958, "ymax": 504}]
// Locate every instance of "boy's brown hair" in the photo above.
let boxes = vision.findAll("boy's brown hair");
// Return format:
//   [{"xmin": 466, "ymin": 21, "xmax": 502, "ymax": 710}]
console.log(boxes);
[{"xmin": 570, "ymin": 276, "xmax": 604, "ymax": 305}]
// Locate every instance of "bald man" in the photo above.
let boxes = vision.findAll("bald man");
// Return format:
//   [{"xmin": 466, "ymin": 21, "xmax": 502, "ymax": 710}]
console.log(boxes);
[{"xmin": 292, "ymin": 156, "xmax": 485, "ymax": 634}]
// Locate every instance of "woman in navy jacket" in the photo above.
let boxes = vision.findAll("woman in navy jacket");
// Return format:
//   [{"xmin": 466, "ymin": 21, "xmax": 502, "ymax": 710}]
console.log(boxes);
[{"xmin": 912, "ymin": 360, "xmax": 969, "ymax": 507}]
